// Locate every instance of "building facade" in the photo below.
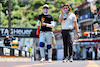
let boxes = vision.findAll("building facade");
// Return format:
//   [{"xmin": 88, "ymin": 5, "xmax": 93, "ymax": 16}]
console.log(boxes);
[{"xmin": 74, "ymin": 0, "xmax": 100, "ymax": 60}]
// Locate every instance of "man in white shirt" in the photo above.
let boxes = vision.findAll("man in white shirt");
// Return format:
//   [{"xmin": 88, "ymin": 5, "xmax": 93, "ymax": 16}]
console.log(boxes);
[{"xmin": 58, "ymin": 4, "xmax": 80, "ymax": 62}]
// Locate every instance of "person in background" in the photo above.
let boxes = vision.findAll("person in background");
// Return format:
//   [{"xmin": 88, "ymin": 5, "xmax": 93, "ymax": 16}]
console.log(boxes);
[
  {"xmin": 58, "ymin": 4, "xmax": 80, "ymax": 62},
  {"xmin": 36, "ymin": 4, "xmax": 55, "ymax": 63},
  {"xmin": 4, "ymin": 35, "xmax": 11, "ymax": 47},
  {"xmin": 88, "ymin": 47, "xmax": 93, "ymax": 60},
  {"xmin": 51, "ymin": 32, "xmax": 56, "ymax": 46},
  {"xmin": 23, "ymin": 45, "xmax": 28, "ymax": 51}
]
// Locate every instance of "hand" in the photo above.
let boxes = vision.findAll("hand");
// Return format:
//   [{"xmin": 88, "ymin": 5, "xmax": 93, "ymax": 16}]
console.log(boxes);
[
  {"xmin": 77, "ymin": 33, "xmax": 80, "ymax": 38},
  {"xmin": 41, "ymin": 23, "xmax": 46, "ymax": 26},
  {"xmin": 36, "ymin": 29, "xmax": 40, "ymax": 35},
  {"xmin": 5, "ymin": 41, "xmax": 7, "ymax": 43},
  {"xmin": 61, "ymin": 8, "xmax": 64, "ymax": 14},
  {"xmin": 52, "ymin": 42, "xmax": 55, "ymax": 46},
  {"xmin": 8, "ymin": 41, "xmax": 10, "ymax": 43}
]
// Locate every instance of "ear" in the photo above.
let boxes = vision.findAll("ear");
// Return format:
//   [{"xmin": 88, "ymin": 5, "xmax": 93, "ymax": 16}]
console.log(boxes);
[{"xmin": 69, "ymin": 7, "xmax": 71, "ymax": 11}]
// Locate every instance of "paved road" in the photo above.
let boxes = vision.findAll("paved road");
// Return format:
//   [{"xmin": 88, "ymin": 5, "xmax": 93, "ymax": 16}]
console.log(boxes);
[{"xmin": 0, "ymin": 60, "xmax": 100, "ymax": 67}]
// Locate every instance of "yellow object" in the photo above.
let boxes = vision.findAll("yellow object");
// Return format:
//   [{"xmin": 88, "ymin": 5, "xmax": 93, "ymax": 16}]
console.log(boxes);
[
  {"xmin": 83, "ymin": 32, "xmax": 90, "ymax": 36},
  {"xmin": 74, "ymin": 40, "xmax": 78, "ymax": 42},
  {"xmin": 12, "ymin": 42, "xmax": 18, "ymax": 48},
  {"xmin": 78, "ymin": 39, "xmax": 82, "ymax": 42},
  {"xmin": 29, "ymin": 48, "xmax": 32, "ymax": 52},
  {"xmin": 94, "ymin": 28, "xmax": 97, "ymax": 32}
]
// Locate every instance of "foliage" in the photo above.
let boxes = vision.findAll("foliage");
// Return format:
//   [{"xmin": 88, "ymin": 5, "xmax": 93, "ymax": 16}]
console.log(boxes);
[
  {"xmin": 11, "ymin": 19, "xmax": 21, "ymax": 24},
  {"xmin": 54, "ymin": 0, "xmax": 67, "ymax": 8},
  {"xmin": 13, "ymin": 5, "xmax": 20, "ymax": 11},
  {"xmin": 13, "ymin": 10, "xmax": 23, "ymax": 20},
  {"xmin": 21, "ymin": 20, "xmax": 33, "ymax": 27},
  {"xmin": 2, "ymin": 19, "xmax": 8, "ymax": 26},
  {"xmin": 29, "ymin": 20, "xmax": 37, "ymax": 27},
  {"xmin": 2, "ymin": 0, "xmax": 19, "ymax": 13},
  {"xmin": 0, "ymin": 11, "xmax": 5, "ymax": 24},
  {"xmin": 1, "ymin": 0, "xmax": 84, "ymax": 28},
  {"xmin": 29, "ymin": 0, "xmax": 45, "ymax": 9},
  {"xmin": 96, "ymin": 1, "xmax": 100, "ymax": 11},
  {"xmin": 27, "ymin": 13, "xmax": 33, "ymax": 21},
  {"xmin": 18, "ymin": 2, "xmax": 25, "ymax": 7},
  {"xmin": 0, "ymin": 3, "xmax": 3, "ymax": 11}
]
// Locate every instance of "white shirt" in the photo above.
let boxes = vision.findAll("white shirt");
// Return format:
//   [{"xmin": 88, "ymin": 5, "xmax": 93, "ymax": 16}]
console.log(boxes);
[
  {"xmin": 23, "ymin": 47, "xmax": 28, "ymax": 51},
  {"xmin": 59, "ymin": 12, "xmax": 77, "ymax": 30},
  {"xmin": 88, "ymin": 48, "xmax": 93, "ymax": 53}
]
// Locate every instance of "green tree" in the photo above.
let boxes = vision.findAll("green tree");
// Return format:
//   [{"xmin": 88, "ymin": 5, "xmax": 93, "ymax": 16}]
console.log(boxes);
[
  {"xmin": 13, "ymin": 5, "xmax": 20, "ymax": 10},
  {"xmin": 29, "ymin": 20, "xmax": 37, "ymax": 27},
  {"xmin": 96, "ymin": 1, "xmax": 100, "ymax": 11},
  {"xmin": 54, "ymin": 0, "xmax": 67, "ymax": 8},
  {"xmin": 2, "ymin": 0, "xmax": 20, "ymax": 13},
  {"xmin": 21, "ymin": 20, "xmax": 33, "ymax": 27},
  {"xmin": 12, "ymin": 10, "xmax": 23, "ymax": 20},
  {"xmin": 27, "ymin": 13, "xmax": 33, "ymax": 21},
  {"xmin": 18, "ymin": 2, "xmax": 25, "ymax": 7},
  {"xmin": 1, "ymin": 11, "xmax": 5, "ymax": 26},
  {"xmin": 0, "ymin": 3, "xmax": 3, "ymax": 11},
  {"xmin": 29, "ymin": 0, "xmax": 45, "ymax": 9}
]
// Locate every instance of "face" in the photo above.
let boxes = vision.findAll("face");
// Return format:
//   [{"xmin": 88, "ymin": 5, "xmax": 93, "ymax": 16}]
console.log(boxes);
[
  {"xmin": 43, "ymin": 7, "xmax": 49, "ymax": 13},
  {"xmin": 63, "ymin": 6, "xmax": 69, "ymax": 13}
]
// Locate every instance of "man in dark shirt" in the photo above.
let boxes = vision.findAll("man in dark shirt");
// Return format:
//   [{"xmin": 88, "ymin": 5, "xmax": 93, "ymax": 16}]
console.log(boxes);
[
  {"xmin": 4, "ymin": 35, "xmax": 11, "ymax": 47},
  {"xmin": 36, "ymin": 4, "xmax": 55, "ymax": 63}
]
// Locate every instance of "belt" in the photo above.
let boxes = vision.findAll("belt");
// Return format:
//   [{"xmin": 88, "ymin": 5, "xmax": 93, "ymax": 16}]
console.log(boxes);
[{"xmin": 62, "ymin": 29, "xmax": 73, "ymax": 32}]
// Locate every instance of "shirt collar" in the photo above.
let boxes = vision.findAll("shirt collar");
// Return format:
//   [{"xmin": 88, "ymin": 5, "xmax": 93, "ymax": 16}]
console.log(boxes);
[{"xmin": 66, "ymin": 12, "xmax": 71, "ymax": 16}]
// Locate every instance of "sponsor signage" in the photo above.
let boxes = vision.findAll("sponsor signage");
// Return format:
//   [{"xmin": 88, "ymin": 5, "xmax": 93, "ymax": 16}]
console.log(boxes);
[
  {"xmin": 27, "ymin": 52, "xmax": 29, "ymax": 57},
  {"xmin": 22, "ymin": 51, "xmax": 25, "ymax": 57},
  {"xmin": 3, "ymin": 48, "xmax": 10, "ymax": 56},
  {"xmin": 14, "ymin": 49, "xmax": 19, "ymax": 56},
  {"xmin": 0, "ymin": 27, "xmax": 38, "ymax": 37}
]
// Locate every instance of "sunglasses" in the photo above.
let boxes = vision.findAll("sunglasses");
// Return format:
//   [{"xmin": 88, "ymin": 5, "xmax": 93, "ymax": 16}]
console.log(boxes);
[
  {"xmin": 43, "ymin": 7, "xmax": 49, "ymax": 9},
  {"xmin": 64, "ymin": 18, "xmax": 67, "ymax": 20}
]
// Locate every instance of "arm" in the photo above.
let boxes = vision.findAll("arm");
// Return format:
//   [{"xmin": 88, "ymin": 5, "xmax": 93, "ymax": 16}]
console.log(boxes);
[
  {"xmin": 73, "ymin": 14, "xmax": 80, "ymax": 38},
  {"xmin": 42, "ymin": 16, "xmax": 55, "ymax": 28},
  {"xmin": 58, "ymin": 14, "xmax": 63, "ymax": 23},
  {"xmin": 73, "ymin": 21, "xmax": 80, "ymax": 38},
  {"xmin": 36, "ymin": 20, "xmax": 40, "ymax": 35},
  {"xmin": 73, "ymin": 21, "xmax": 79, "ymax": 33},
  {"xmin": 46, "ymin": 21, "xmax": 55, "ymax": 28},
  {"xmin": 58, "ymin": 8, "xmax": 64, "ymax": 23}
]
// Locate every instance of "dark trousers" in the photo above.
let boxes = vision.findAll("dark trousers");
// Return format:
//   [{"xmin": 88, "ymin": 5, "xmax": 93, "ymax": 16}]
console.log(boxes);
[{"xmin": 61, "ymin": 30, "xmax": 73, "ymax": 58}]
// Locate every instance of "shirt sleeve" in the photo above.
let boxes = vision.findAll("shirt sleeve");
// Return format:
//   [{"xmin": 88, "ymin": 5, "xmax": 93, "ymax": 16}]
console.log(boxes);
[
  {"xmin": 46, "ymin": 21, "xmax": 55, "ymax": 28},
  {"xmin": 72, "ymin": 14, "xmax": 77, "ymax": 21},
  {"xmin": 51, "ymin": 15, "xmax": 54, "ymax": 21},
  {"xmin": 38, "ymin": 15, "xmax": 41, "ymax": 20},
  {"xmin": 59, "ymin": 14, "xmax": 61, "ymax": 18},
  {"xmin": 37, "ymin": 20, "xmax": 40, "ymax": 26}
]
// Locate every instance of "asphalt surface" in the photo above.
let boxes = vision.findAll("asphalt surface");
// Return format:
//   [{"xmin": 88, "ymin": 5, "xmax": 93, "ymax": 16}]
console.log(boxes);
[{"xmin": 0, "ymin": 60, "xmax": 100, "ymax": 67}]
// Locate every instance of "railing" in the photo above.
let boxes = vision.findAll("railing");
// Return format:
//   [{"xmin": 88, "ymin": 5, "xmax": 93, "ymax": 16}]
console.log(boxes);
[{"xmin": 0, "ymin": 46, "xmax": 32, "ymax": 57}]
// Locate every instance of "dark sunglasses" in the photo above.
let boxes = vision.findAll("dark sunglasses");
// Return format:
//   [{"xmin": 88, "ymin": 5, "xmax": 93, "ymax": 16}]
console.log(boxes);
[{"xmin": 43, "ymin": 7, "xmax": 49, "ymax": 9}]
